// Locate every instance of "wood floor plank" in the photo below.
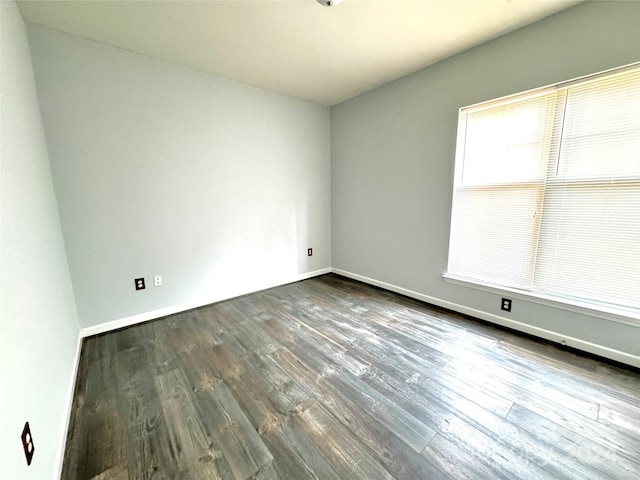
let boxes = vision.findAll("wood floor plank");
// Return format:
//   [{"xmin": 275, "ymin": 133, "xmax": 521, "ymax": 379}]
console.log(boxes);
[
  {"xmin": 289, "ymin": 283, "xmax": 453, "ymax": 368},
  {"xmin": 192, "ymin": 380, "xmax": 273, "ymax": 480},
  {"xmin": 115, "ymin": 346, "xmax": 163, "ymax": 427},
  {"xmin": 270, "ymin": 347, "xmax": 448, "ymax": 480},
  {"xmin": 229, "ymin": 296, "xmax": 277, "ymax": 323},
  {"xmin": 202, "ymin": 343, "xmax": 311, "ymax": 429},
  {"xmin": 166, "ymin": 327, "xmax": 224, "ymax": 393},
  {"xmin": 598, "ymin": 404, "xmax": 640, "ymax": 438},
  {"xmin": 62, "ymin": 355, "xmax": 127, "ymax": 480},
  {"xmin": 154, "ymin": 368, "xmax": 230, "ymax": 478},
  {"xmin": 88, "ymin": 465, "xmax": 129, "ymax": 480},
  {"xmin": 499, "ymin": 344, "xmax": 640, "ymax": 422},
  {"xmin": 114, "ymin": 346, "xmax": 169, "ymax": 478},
  {"xmin": 261, "ymin": 318, "xmax": 437, "ymax": 453},
  {"xmin": 422, "ymin": 433, "xmax": 510, "ymax": 480},
  {"xmin": 198, "ymin": 304, "xmax": 239, "ymax": 338},
  {"xmin": 227, "ymin": 316, "xmax": 283, "ymax": 357},
  {"xmin": 239, "ymin": 349, "xmax": 316, "ymax": 418},
  {"xmin": 299, "ymin": 277, "xmax": 488, "ymax": 346},
  {"xmin": 273, "ymin": 309, "xmax": 373, "ymax": 377},
  {"xmin": 120, "ymin": 411, "xmax": 175, "ymax": 479},
  {"xmin": 206, "ymin": 342, "xmax": 342, "ymax": 480},
  {"xmin": 114, "ymin": 322, "xmax": 156, "ymax": 352},
  {"xmin": 351, "ymin": 358, "xmax": 549, "ymax": 480},
  {"xmin": 247, "ymin": 461, "xmax": 282, "ymax": 480},
  {"xmin": 595, "ymin": 362, "xmax": 640, "ymax": 396},
  {"xmin": 146, "ymin": 334, "xmax": 181, "ymax": 375},
  {"xmin": 444, "ymin": 357, "xmax": 600, "ymax": 420},
  {"xmin": 442, "ymin": 359, "xmax": 640, "ymax": 463},
  {"xmin": 352, "ymin": 339, "xmax": 618, "ymax": 479},
  {"xmin": 292, "ymin": 401, "xmax": 397, "ymax": 480},
  {"xmin": 82, "ymin": 332, "xmax": 117, "ymax": 362},
  {"xmin": 507, "ymin": 403, "xmax": 640, "ymax": 480},
  {"xmin": 482, "ymin": 340, "xmax": 640, "ymax": 419},
  {"xmin": 277, "ymin": 293, "xmax": 513, "ymax": 418},
  {"xmin": 185, "ymin": 311, "xmax": 224, "ymax": 348}
]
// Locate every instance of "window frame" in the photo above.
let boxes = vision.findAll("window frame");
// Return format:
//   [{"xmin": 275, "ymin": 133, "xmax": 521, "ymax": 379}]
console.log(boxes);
[{"xmin": 443, "ymin": 63, "xmax": 640, "ymax": 326}]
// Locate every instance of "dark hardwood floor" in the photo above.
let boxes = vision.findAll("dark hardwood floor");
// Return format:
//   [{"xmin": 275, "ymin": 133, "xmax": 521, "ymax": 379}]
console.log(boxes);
[{"xmin": 62, "ymin": 274, "xmax": 640, "ymax": 479}]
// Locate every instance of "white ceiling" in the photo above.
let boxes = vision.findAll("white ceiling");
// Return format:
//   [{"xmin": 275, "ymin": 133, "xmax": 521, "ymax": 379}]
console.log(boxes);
[{"xmin": 17, "ymin": 0, "xmax": 583, "ymax": 106}]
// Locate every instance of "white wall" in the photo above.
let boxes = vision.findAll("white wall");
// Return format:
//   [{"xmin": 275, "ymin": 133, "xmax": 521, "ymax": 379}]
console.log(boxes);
[
  {"xmin": 331, "ymin": 1, "xmax": 640, "ymax": 363},
  {"xmin": 0, "ymin": 2, "xmax": 81, "ymax": 479},
  {"xmin": 27, "ymin": 25, "xmax": 331, "ymax": 330}
]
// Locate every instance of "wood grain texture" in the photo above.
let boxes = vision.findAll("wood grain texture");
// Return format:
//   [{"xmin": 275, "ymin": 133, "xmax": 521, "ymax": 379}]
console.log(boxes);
[{"xmin": 62, "ymin": 273, "xmax": 640, "ymax": 479}]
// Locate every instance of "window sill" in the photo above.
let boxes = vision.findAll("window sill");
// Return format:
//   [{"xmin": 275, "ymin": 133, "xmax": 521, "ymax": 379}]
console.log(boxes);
[{"xmin": 442, "ymin": 274, "xmax": 640, "ymax": 328}]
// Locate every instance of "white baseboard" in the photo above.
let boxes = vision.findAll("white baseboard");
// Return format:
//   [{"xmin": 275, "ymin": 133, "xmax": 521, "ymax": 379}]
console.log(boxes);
[
  {"xmin": 55, "ymin": 330, "xmax": 83, "ymax": 479},
  {"xmin": 81, "ymin": 268, "xmax": 332, "ymax": 338},
  {"xmin": 331, "ymin": 268, "xmax": 640, "ymax": 369},
  {"xmin": 77, "ymin": 264, "xmax": 640, "ymax": 367}
]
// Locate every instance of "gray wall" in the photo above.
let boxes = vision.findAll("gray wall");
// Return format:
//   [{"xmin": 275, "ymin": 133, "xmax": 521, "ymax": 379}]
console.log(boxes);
[
  {"xmin": 27, "ymin": 25, "xmax": 331, "ymax": 330},
  {"xmin": 0, "ymin": 1, "xmax": 81, "ymax": 478},
  {"xmin": 331, "ymin": 1, "xmax": 640, "ymax": 360}
]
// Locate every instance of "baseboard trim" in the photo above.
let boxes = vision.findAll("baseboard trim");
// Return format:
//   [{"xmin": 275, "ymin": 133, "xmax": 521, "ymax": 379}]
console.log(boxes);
[
  {"xmin": 81, "ymin": 268, "xmax": 332, "ymax": 338},
  {"xmin": 331, "ymin": 268, "xmax": 640, "ymax": 368},
  {"xmin": 55, "ymin": 330, "xmax": 83, "ymax": 479},
  {"xmin": 77, "ymin": 265, "xmax": 640, "ymax": 367}
]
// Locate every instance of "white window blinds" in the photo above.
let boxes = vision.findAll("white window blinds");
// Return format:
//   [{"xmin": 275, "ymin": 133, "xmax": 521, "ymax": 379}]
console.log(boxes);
[{"xmin": 447, "ymin": 65, "xmax": 640, "ymax": 318}]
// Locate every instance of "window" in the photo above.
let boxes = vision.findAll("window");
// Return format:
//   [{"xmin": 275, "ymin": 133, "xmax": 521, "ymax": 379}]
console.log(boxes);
[{"xmin": 445, "ymin": 65, "xmax": 640, "ymax": 322}]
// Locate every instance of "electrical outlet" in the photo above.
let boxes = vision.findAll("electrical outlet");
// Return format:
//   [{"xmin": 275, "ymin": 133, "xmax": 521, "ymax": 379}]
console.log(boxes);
[
  {"xmin": 501, "ymin": 298, "xmax": 512, "ymax": 312},
  {"xmin": 21, "ymin": 422, "xmax": 34, "ymax": 466},
  {"xmin": 308, "ymin": 248, "xmax": 313, "ymax": 256},
  {"xmin": 154, "ymin": 275, "xmax": 162, "ymax": 287},
  {"xmin": 135, "ymin": 277, "xmax": 145, "ymax": 290}
]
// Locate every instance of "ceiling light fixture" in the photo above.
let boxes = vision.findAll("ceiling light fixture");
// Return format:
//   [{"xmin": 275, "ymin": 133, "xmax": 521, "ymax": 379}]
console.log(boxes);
[{"xmin": 317, "ymin": 0, "xmax": 343, "ymax": 7}]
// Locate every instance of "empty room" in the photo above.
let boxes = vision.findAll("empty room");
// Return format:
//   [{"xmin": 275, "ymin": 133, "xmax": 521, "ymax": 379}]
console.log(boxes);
[{"xmin": 2, "ymin": 0, "xmax": 639, "ymax": 479}]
